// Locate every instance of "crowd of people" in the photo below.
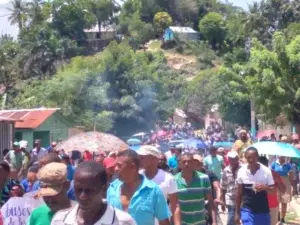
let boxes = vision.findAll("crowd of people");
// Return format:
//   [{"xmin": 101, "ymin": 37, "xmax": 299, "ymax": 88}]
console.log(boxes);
[{"xmin": 0, "ymin": 129, "xmax": 299, "ymax": 225}]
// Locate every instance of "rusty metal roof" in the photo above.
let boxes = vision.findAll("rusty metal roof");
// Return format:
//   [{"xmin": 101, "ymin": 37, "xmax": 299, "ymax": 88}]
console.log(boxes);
[
  {"xmin": 0, "ymin": 116, "xmax": 21, "ymax": 122},
  {"xmin": 0, "ymin": 108, "xmax": 60, "ymax": 129}
]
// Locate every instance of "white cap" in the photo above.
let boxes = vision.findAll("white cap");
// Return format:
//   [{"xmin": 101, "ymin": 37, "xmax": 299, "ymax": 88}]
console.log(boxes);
[
  {"xmin": 217, "ymin": 147, "xmax": 225, "ymax": 152},
  {"xmin": 138, "ymin": 145, "xmax": 161, "ymax": 158},
  {"xmin": 227, "ymin": 151, "xmax": 239, "ymax": 159},
  {"xmin": 19, "ymin": 140, "xmax": 28, "ymax": 149}
]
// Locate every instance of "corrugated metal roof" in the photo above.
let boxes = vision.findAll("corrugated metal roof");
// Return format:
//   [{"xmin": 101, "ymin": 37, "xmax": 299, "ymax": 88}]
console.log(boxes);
[
  {"xmin": 0, "ymin": 108, "xmax": 60, "ymax": 129},
  {"xmin": 0, "ymin": 116, "xmax": 20, "ymax": 122},
  {"xmin": 169, "ymin": 26, "xmax": 198, "ymax": 33}
]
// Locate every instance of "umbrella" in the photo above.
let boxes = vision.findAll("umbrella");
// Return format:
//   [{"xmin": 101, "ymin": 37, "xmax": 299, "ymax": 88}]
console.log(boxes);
[
  {"xmin": 130, "ymin": 145, "xmax": 141, "ymax": 151},
  {"xmin": 213, "ymin": 142, "xmax": 233, "ymax": 149},
  {"xmin": 157, "ymin": 130, "xmax": 167, "ymax": 137},
  {"xmin": 256, "ymin": 130, "xmax": 276, "ymax": 139},
  {"xmin": 127, "ymin": 138, "xmax": 142, "ymax": 145},
  {"xmin": 247, "ymin": 141, "xmax": 300, "ymax": 158},
  {"xmin": 183, "ymin": 139, "xmax": 207, "ymax": 149},
  {"xmin": 132, "ymin": 132, "xmax": 147, "ymax": 137},
  {"xmin": 56, "ymin": 131, "xmax": 128, "ymax": 153}
]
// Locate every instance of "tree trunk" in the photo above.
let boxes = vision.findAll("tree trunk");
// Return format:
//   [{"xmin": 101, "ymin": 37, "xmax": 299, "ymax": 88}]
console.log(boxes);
[
  {"xmin": 97, "ymin": 20, "xmax": 102, "ymax": 40},
  {"xmin": 18, "ymin": 14, "xmax": 22, "ymax": 31}
]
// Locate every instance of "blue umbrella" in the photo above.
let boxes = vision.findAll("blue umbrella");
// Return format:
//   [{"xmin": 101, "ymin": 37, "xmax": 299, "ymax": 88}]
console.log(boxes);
[
  {"xmin": 247, "ymin": 142, "xmax": 300, "ymax": 158},
  {"xmin": 130, "ymin": 145, "xmax": 141, "ymax": 151},
  {"xmin": 183, "ymin": 139, "xmax": 207, "ymax": 149},
  {"xmin": 127, "ymin": 138, "xmax": 142, "ymax": 145},
  {"xmin": 213, "ymin": 142, "xmax": 233, "ymax": 149}
]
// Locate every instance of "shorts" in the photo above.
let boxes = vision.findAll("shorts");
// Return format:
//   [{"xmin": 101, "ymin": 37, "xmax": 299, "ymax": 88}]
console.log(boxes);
[{"xmin": 241, "ymin": 208, "xmax": 270, "ymax": 225}]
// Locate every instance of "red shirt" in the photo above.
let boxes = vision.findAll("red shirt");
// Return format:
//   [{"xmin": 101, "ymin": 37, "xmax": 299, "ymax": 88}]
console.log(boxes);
[{"xmin": 267, "ymin": 170, "xmax": 281, "ymax": 208}]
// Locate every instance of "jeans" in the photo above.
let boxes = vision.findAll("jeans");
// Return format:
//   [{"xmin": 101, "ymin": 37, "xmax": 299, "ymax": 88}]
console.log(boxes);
[{"xmin": 226, "ymin": 205, "xmax": 236, "ymax": 225}]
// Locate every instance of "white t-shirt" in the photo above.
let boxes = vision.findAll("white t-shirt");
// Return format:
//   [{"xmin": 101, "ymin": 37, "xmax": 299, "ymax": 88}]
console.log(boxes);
[
  {"xmin": 51, "ymin": 204, "xmax": 136, "ymax": 225},
  {"xmin": 31, "ymin": 147, "xmax": 48, "ymax": 161},
  {"xmin": 151, "ymin": 169, "xmax": 178, "ymax": 200}
]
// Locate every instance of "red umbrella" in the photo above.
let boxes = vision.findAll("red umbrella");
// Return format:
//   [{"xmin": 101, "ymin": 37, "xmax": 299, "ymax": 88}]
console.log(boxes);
[
  {"xmin": 56, "ymin": 131, "xmax": 128, "ymax": 153},
  {"xmin": 157, "ymin": 130, "xmax": 167, "ymax": 137},
  {"xmin": 256, "ymin": 130, "xmax": 276, "ymax": 139}
]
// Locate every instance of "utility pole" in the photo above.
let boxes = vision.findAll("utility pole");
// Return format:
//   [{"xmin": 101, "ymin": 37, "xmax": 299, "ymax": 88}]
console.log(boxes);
[{"xmin": 250, "ymin": 99, "xmax": 256, "ymax": 138}]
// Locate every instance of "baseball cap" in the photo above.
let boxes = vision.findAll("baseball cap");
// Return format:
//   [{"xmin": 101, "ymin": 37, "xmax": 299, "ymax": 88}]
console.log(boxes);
[
  {"xmin": 217, "ymin": 147, "xmax": 225, "ymax": 152},
  {"xmin": 227, "ymin": 151, "xmax": 239, "ymax": 159},
  {"xmin": 13, "ymin": 142, "xmax": 20, "ymax": 147},
  {"xmin": 193, "ymin": 154, "xmax": 203, "ymax": 163},
  {"xmin": 138, "ymin": 145, "xmax": 161, "ymax": 158},
  {"xmin": 103, "ymin": 157, "xmax": 116, "ymax": 169},
  {"xmin": 37, "ymin": 162, "xmax": 67, "ymax": 197}
]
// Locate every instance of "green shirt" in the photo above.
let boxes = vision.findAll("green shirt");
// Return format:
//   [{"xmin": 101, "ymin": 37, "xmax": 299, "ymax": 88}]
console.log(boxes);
[
  {"xmin": 6, "ymin": 150, "xmax": 25, "ymax": 170},
  {"xmin": 29, "ymin": 204, "xmax": 54, "ymax": 225},
  {"xmin": 175, "ymin": 171, "xmax": 211, "ymax": 225}
]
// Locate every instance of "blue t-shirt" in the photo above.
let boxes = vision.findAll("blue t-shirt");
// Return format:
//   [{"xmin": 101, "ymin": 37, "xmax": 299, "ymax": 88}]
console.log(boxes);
[
  {"xmin": 67, "ymin": 164, "xmax": 75, "ymax": 181},
  {"xmin": 21, "ymin": 179, "xmax": 34, "ymax": 193},
  {"xmin": 271, "ymin": 161, "xmax": 292, "ymax": 177},
  {"xmin": 167, "ymin": 155, "xmax": 178, "ymax": 169},
  {"xmin": 107, "ymin": 175, "xmax": 171, "ymax": 225}
]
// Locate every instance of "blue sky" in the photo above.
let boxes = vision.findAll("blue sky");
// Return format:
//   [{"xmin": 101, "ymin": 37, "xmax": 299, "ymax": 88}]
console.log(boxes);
[{"xmin": 0, "ymin": 0, "xmax": 258, "ymax": 38}]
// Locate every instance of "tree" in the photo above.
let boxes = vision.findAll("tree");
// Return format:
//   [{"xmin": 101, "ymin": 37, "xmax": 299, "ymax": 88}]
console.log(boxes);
[
  {"xmin": 85, "ymin": 0, "xmax": 119, "ymax": 39},
  {"xmin": 7, "ymin": 0, "xmax": 27, "ymax": 31},
  {"xmin": 51, "ymin": 1, "xmax": 92, "ymax": 40},
  {"xmin": 199, "ymin": 12, "xmax": 226, "ymax": 49},
  {"xmin": 128, "ymin": 16, "xmax": 155, "ymax": 48},
  {"xmin": 153, "ymin": 12, "xmax": 172, "ymax": 34},
  {"xmin": 0, "ymin": 35, "xmax": 21, "ymax": 91},
  {"xmin": 13, "ymin": 41, "xmax": 184, "ymax": 135}
]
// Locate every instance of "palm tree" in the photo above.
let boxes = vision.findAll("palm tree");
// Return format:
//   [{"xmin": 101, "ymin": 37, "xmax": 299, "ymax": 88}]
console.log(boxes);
[{"xmin": 7, "ymin": 0, "xmax": 27, "ymax": 31}]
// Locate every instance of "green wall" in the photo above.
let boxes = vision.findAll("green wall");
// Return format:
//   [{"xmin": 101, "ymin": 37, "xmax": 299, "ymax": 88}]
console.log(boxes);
[
  {"xmin": 15, "ymin": 112, "xmax": 72, "ymax": 150},
  {"xmin": 15, "ymin": 129, "xmax": 34, "ymax": 150},
  {"xmin": 36, "ymin": 112, "xmax": 71, "ymax": 144}
]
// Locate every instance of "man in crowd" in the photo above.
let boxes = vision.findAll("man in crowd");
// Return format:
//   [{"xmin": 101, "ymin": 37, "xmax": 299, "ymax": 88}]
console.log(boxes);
[
  {"xmin": 232, "ymin": 130, "xmax": 252, "ymax": 160},
  {"xmin": 175, "ymin": 153, "xmax": 217, "ymax": 225},
  {"xmin": 31, "ymin": 140, "xmax": 48, "ymax": 163},
  {"xmin": 193, "ymin": 154, "xmax": 222, "ymax": 224},
  {"xmin": 107, "ymin": 150, "xmax": 171, "ymax": 225},
  {"xmin": 103, "ymin": 155, "xmax": 117, "ymax": 184},
  {"xmin": 204, "ymin": 146, "xmax": 224, "ymax": 179},
  {"xmin": 32, "ymin": 153, "xmax": 62, "ymax": 191},
  {"xmin": 60, "ymin": 154, "xmax": 75, "ymax": 181},
  {"xmin": 271, "ymin": 155, "xmax": 293, "ymax": 223},
  {"xmin": 220, "ymin": 151, "xmax": 241, "ymax": 225},
  {"xmin": 259, "ymin": 156, "xmax": 285, "ymax": 225},
  {"xmin": 47, "ymin": 142, "xmax": 57, "ymax": 153},
  {"xmin": 29, "ymin": 162, "xmax": 74, "ymax": 225},
  {"xmin": 157, "ymin": 153, "xmax": 170, "ymax": 172},
  {"xmin": 138, "ymin": 145, "xmax": 181, "ymax": 225},
  {"xmin": 21, "ymin": 165, "xmax": 39, "ymax": 192},
  {"xmin": 4, "ymin": 142, "xmax": 31, "ymax": 180},
  {"xmin": 51, "ymin": 161, "xmax": 136, "ymax": 225},
  {"xmin": 0, "ymin": 161, "xmax": 19, "ymax": 206},
  {"xmin": 235, "ymin": 147, "xmax": 274, "ymax": 225}
]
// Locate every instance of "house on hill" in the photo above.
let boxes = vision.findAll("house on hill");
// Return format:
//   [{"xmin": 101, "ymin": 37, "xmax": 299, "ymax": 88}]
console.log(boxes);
[
  {"xmin": 0, "ymin": 108, "xmax": 72, "ymax": 150},
  {"xmin": 163, "ymin": 26, "xmax": 200, "ymax": 42}
]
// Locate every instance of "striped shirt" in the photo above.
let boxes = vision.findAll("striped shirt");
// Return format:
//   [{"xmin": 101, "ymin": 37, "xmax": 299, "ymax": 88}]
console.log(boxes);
[{"xmin": 175, "ymin": 171, "xmax": 211, "ymax": 225}]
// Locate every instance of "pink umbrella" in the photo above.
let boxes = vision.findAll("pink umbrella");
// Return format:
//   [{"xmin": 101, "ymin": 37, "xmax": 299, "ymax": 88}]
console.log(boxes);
[
  {"xmin": 56, "ymin": 131, "xmax": 128, "ymax": 153},
  {"xmin": 256, "ymin": 130, "xmax": 276, "ymax": 139},
  {"xmin": 157, "ymin": 130, "xmax": 167, "ymax": 137}
]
